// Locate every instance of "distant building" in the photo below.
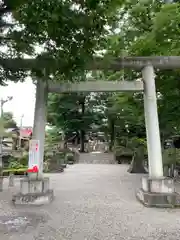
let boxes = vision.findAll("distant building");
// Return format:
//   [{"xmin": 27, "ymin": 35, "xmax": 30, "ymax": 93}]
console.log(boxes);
[{"xmin": 19, "ymin": 127, "xmax": 32, "ymax": 138}]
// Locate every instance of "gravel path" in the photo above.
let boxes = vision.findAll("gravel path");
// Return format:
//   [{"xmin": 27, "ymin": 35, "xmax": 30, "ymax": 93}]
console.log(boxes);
[{"xmin": 0, "ymin": 163, "xmax": 180, "ymax": 239}]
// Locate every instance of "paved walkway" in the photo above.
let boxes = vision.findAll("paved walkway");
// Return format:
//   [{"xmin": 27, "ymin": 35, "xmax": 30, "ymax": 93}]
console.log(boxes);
[{"xmin": 1, "ymin": 163, "xmax": 180, "ymax": 239}]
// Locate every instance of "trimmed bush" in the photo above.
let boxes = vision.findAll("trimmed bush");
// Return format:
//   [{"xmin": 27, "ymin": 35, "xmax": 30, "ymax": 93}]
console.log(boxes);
[
  {"xmin": 2, "ymin": 168, "xmax": 28, "ymax": 176},
  {"xmin": 44, "ymin": 150, "xmax": 66, "ymax": 172},
  {"xmin": 162, "ymin": 148, "xmax": 180, "ymax": 166},
  {"xmin": 114, "ymin": 146, "xmax": 133, "ymax": 164},
  {"xmin": 65, "ymin": 152, "xmax": 75, "ymax": 164}
]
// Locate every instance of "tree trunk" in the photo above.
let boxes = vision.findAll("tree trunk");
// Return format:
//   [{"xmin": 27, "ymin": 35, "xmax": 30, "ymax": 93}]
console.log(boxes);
[
  {"xmin": 79, "ymin": 96, "xmax": 85, "ymax": 153},
  {"xmin": 109, "ymin": 118, "xmax": 115, "ymax": 152},
  {"xmin": 128, "ymin": 150, "xmax": 147, "ymax": 174},
  {"xmin": 12, "ymin": 137, "xmax": 18, "ymax": 150},
  {"xmin": 80, "ymin": 130, "xmax": 85, "ymax": 152}
]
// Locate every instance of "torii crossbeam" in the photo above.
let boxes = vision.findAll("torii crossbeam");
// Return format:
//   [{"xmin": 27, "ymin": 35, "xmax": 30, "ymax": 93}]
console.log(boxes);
[{"xmin": 48, "ymin": 80, "xmax": 143, "ymax": 93}]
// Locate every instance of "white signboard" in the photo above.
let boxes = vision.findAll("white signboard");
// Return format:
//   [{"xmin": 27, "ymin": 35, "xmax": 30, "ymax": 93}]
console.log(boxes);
[{"xmin": 28, "ymin": 140, "xmax": 40, "ymax": 169}]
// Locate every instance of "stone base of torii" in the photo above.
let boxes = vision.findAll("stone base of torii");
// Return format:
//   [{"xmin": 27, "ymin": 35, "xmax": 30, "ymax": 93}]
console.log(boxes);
[{"xmin": 12, "ymin": 57, "xmax": 180, "ymax": 207}]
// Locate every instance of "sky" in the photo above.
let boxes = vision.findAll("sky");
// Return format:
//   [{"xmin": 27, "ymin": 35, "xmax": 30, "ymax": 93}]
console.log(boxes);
[{"xmin": 0, "ymin": 78, "xmax": 36, "ymax": 127}]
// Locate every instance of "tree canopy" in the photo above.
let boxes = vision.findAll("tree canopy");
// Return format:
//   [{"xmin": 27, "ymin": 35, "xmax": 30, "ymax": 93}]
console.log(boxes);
[
  {"xmin": 100, "ymin": 0, "xmax": 180, "ymax": 144},
  {"xmin": 46, "ymin": 1, "xmax": 180, "ymax": 151},
  {"xmin": 0, "ymin": 0, "xmax": 126, "ymax": 83},
  {"xmin": 2, "ymin": 111, "xmax": 17, "ymax": 129},
  {"xmin": 2, "ymin": 0, "xmax": 180, "ymax": 157}
]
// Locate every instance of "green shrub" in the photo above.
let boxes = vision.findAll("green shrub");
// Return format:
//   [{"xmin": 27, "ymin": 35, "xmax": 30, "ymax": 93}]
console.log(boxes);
[
  {"xmin": 7, "ymin": 155, "xmax": 28, "ymax": 170},
  {"xmin": 162, "ymin": 148, "xmax": 180, "ymax": 166},
  {"xmin": 3, "ymin": 168, "xmax": 27, "ymax": 173},
  {"xmin": 65, "ymin": 152, "xmax": 74, "ymax": 162},
  {"xmin": 19, "ymin": 155, "xmax": 28, "ymax": 166},
  {"xmin": 43, "ymin": 161, "xmax": 50, "ymax": 173},
  {"xmin": 2, "ymin": 168, "xmax": 28, "ymax": 176},
  {"xmin": 114, "ymin": 146, "xmax": 133, "ymax": 157},
  {"xmin": 8, "ymin": 159, "xmax": 24, "ymax": 169}
]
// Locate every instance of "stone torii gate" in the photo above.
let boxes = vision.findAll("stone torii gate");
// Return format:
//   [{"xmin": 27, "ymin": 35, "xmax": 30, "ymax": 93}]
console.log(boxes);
[{"xmin": 13, "ymin": 56, "xmax": 180, "ymax": 207}]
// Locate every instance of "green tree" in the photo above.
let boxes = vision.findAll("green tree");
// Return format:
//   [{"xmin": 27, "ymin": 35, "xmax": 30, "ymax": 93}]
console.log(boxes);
[
  {"xmin": 2, "ymin": 112, "xmax": 17, "ymax": 129},
  {"xmin": 101, "ymin": 0, "xmax": 180, "ymax": 172},
  {"xmin": 9, "ymin": 0, "xmax": 126, "ymax": 79},
  {"xmin": 122, "ymin": 1, "xmax": 180, "ymax": 139},
  {"xmin": 47, "ymin": 92, "xmax": 104, "ymax": 152},
  {"xmin": 1, "ymin": 0, "xmax": 127, "ymax": 86},
  {"xmin": 0, "ymin": 0, "xmax": 36, "ymax": 85},
  {"xmin": 79, "ymin": 1, "xmax": 178, "ymax": 172}
]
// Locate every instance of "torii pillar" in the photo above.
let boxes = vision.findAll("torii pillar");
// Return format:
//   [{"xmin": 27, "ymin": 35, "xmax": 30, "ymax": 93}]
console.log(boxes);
[
  {"xmin": 12, "ymin": 80, "xmax": 54, "ymax": 206},
  {"xmin": 142, "ymin": 65, "xmax": 163, "ymax": 178}
]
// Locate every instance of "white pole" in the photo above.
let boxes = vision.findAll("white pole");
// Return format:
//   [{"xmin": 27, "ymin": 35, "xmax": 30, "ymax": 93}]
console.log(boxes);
[
  {"xmin": 20, "ymin": 114, "xmax": 24, "ymax": 128},
  {"xmin": 142, "ymin": 65, "xmax": 163, "ymax": 178},
  {"xmin": 31, "ymin": 80, "xmax": 48, "ymax": 178}
]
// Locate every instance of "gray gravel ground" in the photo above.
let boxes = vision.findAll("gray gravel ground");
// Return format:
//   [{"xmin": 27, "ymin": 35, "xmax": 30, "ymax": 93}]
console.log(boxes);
[{"xmin": 0, "ymin": 163, "xmax": 180, "ymax": 240}]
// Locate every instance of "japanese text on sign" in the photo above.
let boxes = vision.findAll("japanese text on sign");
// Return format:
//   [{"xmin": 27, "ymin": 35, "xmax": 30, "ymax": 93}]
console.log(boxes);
[{"xmin": 28, "ymin": 140, "xmax": 40, "ymax": 169}]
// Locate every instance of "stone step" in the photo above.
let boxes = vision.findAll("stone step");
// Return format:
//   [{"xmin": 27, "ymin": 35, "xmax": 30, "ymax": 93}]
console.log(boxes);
[{"xmin": 78, "ymin": 152, "xmax": 115, "ymax": 164}]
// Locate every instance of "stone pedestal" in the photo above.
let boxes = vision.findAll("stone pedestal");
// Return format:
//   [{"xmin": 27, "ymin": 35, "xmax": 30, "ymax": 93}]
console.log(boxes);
[
  {"xmin": 0, "ymin": 176, "xmax": 4, "ymax": 192},
  {"xmin": 12, "ymin": 177, "xmax": 54, "ymax": 206},
  {"xmin": 8, "ymin": 173, "xmax": 14, "ymax": 187},
  {"xmin": 136, "ymin": 176, "xmax": 180, "ymax": 208}
]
